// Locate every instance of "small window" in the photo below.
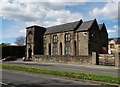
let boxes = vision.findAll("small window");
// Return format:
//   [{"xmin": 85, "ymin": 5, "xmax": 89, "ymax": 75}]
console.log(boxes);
[
  {"xmin": 53, "ymin": 35, "xmax": 58, "ymax": 43},
  {"xmin": 65, "ymin": 46, "xmax": 70, "ymax": 55},
  {"xmin": 28, "ymin": 31, "xmax": 32, "ymax": 42},
  {"xmin": 65, "ymin": 33, "xmax": 71, "ymax": 41},
  {"xmin": 110, "ymin": 44, "xmax": 115, "ymax": 48},
  {"xmin": 83, "ymin": 32, "xmax": 87, "ymax": 36},
  {"xmin": 28, "ymin": 31, "xmax": 32, "ymax": 35}
]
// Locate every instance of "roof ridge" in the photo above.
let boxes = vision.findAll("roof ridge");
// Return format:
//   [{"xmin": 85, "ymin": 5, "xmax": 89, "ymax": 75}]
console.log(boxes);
[
  {"xmin": 45, "ymin": 19, "xmax": 83, "ymax": 34},
  {"xmin": 46, "ymin": 19, "xmax": 82, "ymax": 28},
  {"xmin": 82, "ymin": 19, "xmax": 95, "ymax": 23},
  {"xmin": 76, "ymin": 19, "xmax": 96, "ymax": 32}
]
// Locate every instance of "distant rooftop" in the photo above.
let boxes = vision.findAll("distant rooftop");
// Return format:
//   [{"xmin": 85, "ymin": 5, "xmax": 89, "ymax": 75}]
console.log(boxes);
[{"xmin": 109, "ymin": 38, "xmax": 120, "ymax": 44}]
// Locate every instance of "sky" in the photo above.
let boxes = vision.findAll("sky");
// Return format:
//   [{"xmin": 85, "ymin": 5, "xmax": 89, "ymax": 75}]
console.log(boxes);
[{"xmin": 0, "ymin": 0, "xmax": 120, "ymax": 44}]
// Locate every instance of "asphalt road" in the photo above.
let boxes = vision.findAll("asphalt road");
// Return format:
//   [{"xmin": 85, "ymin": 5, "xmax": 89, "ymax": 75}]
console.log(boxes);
[
  {"xmin": 1, "ymin": 69, "xmax": 102, "ymax": 87},
  {"xmin": 3, "ymin": 61, "xmax": 119, "ymax": 77}
]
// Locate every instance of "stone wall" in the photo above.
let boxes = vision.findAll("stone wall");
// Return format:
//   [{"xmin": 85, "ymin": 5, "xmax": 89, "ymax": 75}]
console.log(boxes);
[
  {"xmin": 77, "ymin": 32, "xmax": 89, "ymax": 55},
  {"xmin": 99, "ymin": 54, "xmax": 115, "ymax": 66},
  {"xmin": 26, "ymin": 26, "xmax": 46, "ymax": 58},
  {"xmin": 33, "ymin": 55, "xmax": 92, "ymax": 64},
  {"xmin": 45, "ymin": 31, "xmax": 76, "ymax": 55}
]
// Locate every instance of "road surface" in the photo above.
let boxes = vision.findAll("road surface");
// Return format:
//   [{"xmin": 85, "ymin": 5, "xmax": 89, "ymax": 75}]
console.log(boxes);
[
  {"xmin": 1, "ymin": 69, "xmax": 103, "ymax": 87},
  {"xmin": 3, "ymin": 61, "xmax": 119, "ymax": 77}
]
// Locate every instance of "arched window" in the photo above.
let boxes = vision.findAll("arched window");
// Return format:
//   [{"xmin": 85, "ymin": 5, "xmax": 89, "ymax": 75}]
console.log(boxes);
[
  {"xmin": 28, "ymin": 31, "xmax": 32, "ymax": 43},
  {"xmin": 65, "ymin": 33, "xmax": 71, "ymax": 41},
  {"xmin": 53, "ymin": 35, "xmax": 58, "ymax": 43},
  {"xmin": 28, "ymin": 31, "xmax": 32, "ymax": 35}
]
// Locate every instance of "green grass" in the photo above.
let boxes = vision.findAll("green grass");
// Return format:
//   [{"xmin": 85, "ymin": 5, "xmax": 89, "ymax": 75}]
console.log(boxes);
[{"xmin": 1, "ymin": 64, "xmax": 120, "ymax": 84}]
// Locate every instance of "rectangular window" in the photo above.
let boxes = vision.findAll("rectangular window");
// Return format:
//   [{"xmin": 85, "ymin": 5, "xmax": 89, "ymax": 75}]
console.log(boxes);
[
  {"xmin": 65, "ymin": 46, "xmax": 70, "ymax": 55},
  {"xmin": 53, "ymin": 47, "xmax": 58, "ymax": 55},
  {"xmin": 53, "ymin": 35, "xmax": 58, "ymax": 43}
]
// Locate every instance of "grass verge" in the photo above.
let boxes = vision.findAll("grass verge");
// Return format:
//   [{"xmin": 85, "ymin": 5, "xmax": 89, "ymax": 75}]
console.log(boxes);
[{"xmin": 1, "ymin": 64, "xmax": 120, "ymax": 84}]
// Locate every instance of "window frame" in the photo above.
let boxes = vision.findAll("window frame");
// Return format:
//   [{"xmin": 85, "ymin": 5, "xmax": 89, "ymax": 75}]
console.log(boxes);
[
  {"xmin": 53, "ymin": 35, "xmax": 58, "ymax": 43},
  {"xmin": 65, "ymin": 46, "xmax": 70, "ymax": 55},
  {"xmin": 65, "ymin": 33, "xmax": 71, "ymax": 42},
  {"xmin": 53, "ymin": 47, "xmax": 58, "ymax": 55},
  {"xmin": 110, "ymin": 44, "xmax": 115, "ymax": 49}
]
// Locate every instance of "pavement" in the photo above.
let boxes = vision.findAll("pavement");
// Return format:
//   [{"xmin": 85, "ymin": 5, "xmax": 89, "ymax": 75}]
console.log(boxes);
[{"xmin": 2, "ymin": 59, "xmax": 119, "ymax": 77}]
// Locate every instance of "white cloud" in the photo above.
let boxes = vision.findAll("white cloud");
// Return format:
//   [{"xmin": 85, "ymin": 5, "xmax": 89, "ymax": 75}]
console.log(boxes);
[
  {"xmin": 107, "ymin": 30, "xmax": 116, "ymax": 33},
  {"xmin": 1, "ymin": 1, "xmax": 83, "ymax": 27},
  {"xmin": 90, "ymin": 2, "xmax": 118, "ymax": 21},
  {"xmin": 113, "ymin": 25, "xmax": 118, "ymax": 29},
  {"xmin": 107, "ymin": 25, "xmax": 119, "ymax": 38},
  {"xmin": 1, "ymin": 0, "xmax": 83, "ymax": 40},
  {"xmin": 10, "ymin": 43, "xmax": 17, "ymax": 45},
  {"xmin": 1, "ymin": 0, "xmax": 118, "ymax": 3},
  {"xmin": 19, "ymin": 29, "xmax": 26, "ymax": 36}
]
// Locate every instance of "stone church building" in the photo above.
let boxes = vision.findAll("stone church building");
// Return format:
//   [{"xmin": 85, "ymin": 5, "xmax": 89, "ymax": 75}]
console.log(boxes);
[{"xmin": 26, "ymin": 19, "xmax": 108, "ymax": 58}]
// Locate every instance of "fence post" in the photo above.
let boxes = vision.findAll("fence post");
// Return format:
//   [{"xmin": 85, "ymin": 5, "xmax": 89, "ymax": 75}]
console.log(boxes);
[
  {"xmin": 92, "ymin": 52, "xmax": 96, "ymax": 65},
  {"xmin": 115, "ymin": 52, "xmax": 120, "ymax": 67}
]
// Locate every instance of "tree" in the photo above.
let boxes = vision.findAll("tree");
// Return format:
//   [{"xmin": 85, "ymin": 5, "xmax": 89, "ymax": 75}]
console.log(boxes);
[
  {"xmin": 0, "ymin": 43, "xmax": 10, "ymax": 47},
  {"xmin": 15, "ymin": 36, "xmax": 26, "ymax": 46}
]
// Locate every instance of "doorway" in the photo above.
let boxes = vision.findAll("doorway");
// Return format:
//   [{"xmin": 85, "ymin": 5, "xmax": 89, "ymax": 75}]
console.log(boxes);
[
  {"xmin": 74, "ymin": 41, "xmax": 76, "ymax": 55},
  {"xmin": 60, "ymin": 42, "xmax": 62, "ymax": 55},
  {"xmin": 49, "ymin": 43, "xmax": 51, "ymax": 55}
]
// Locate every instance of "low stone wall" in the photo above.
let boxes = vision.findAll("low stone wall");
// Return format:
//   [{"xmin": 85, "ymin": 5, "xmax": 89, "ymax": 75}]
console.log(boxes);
[
  {"xmin": 99, "ymin": 54, "xmax": 115, "ymax": 66},
  {"xmin": 33, "ymin": 55, "xmax": 92, "ymax": 64}
]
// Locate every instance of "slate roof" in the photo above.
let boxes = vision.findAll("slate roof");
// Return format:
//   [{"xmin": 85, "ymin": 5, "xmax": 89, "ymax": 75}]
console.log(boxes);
[
  {"xmin": 76, "ymin": 19, "xmax": 95, "ymax": 32},
  {"xmin": 26, "ymin": 25, "xmax": 42, "ymax": 29},
  {"xmin": 45, "ymin": 19, "xmax": 83, "ymax": 34}
]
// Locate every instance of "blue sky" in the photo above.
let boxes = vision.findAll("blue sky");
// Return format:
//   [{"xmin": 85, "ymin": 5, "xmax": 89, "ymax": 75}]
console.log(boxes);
[{"xmin": 0, "ymin": 0, "xmax": 119, "ymax": 44}]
